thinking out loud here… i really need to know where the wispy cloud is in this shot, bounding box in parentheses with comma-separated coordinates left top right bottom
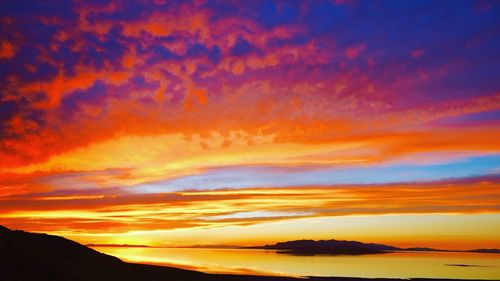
(1, 177, 498, 235)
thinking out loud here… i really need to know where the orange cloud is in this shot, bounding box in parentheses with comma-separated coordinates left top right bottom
(0, 41, 15, 59)
(120, 8, 209, 38)
(19, 65, 130, 108)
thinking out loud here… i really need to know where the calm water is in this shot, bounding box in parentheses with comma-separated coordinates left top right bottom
(92, 247, 500, 279)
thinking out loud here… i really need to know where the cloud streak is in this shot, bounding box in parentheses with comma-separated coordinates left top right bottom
(1, 177, 498, 234)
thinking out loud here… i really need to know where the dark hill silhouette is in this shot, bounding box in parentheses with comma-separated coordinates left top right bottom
(467, 249, 500, 254)
(255, 239, 401, 255)
(0, 225, 213, 281)
(0, 225, 491, 281)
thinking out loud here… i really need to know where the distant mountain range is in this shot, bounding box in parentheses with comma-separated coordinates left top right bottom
(0, 225, 496, 281)
(85, 243, 152, 248)
(253, 239, 500, 255)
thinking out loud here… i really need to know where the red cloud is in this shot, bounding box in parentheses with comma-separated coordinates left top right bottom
(345, 43, 365, 59)
(410, 49, 425, 58)
(0, 41, 15, 59)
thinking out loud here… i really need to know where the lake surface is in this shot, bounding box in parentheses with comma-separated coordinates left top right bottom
(92, 247, 500, 279)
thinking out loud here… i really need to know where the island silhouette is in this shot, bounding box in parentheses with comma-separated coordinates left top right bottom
(251, 239, 500, 256)
(0, 225, 495, 281)
(252, 239, 399, 255)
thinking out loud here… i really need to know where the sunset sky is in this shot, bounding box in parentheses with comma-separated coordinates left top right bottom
(0, 0, 499, 250)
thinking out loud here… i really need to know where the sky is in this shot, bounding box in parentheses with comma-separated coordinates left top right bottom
(0, 0, 499, 250)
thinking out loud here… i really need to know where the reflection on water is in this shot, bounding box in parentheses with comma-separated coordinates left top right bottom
(91, 247, 500, 279)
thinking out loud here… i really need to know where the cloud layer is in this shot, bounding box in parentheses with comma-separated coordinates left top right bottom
(0, 0, 499, 247)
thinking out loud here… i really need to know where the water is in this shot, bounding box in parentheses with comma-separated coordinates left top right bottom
(92, 247, 500, 279)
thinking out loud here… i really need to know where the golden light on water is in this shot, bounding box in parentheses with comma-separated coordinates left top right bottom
(93, 247, 500, 279)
